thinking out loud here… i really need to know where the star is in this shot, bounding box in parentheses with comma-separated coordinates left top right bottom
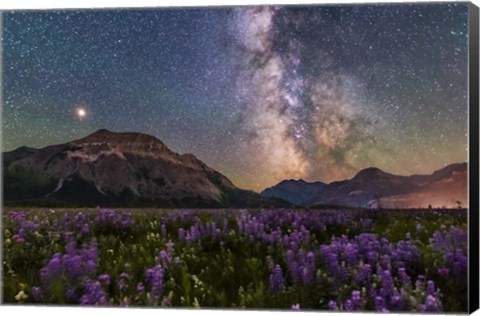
(76, 107, 87, 120)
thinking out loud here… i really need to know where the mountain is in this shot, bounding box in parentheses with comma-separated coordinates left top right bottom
(3, 129, 288, 208)
(376, 163, 467, 209)
(261, 163, 468, 208)
(261, 179, 327, 206)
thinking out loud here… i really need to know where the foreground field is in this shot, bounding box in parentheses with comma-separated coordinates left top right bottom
(2, 208, 467, 311)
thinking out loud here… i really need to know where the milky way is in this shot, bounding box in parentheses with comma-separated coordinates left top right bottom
(232, 7, 382, 184)
(2, 3, 469, 191)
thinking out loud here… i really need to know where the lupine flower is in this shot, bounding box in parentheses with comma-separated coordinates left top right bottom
(398, 267, 411, 287)
(63, 254, 83, 280)
(178, 228, 186, 241)
(269, 265, 285, 292)
(31, 287, 43, 302)
(81, 224, 90, 235)
(137, 282, 145, 294)
(375, 296, 388, 312)
(291, 303, 301, 310)
(327, 300, 337, 310)
(66, 288, 77, 303)
(79, 281, 108, 305)
(117, 272, 130, 292)
(10, 210, 26, 222)
(302, 251, 315, 285)
(13, 234, 25, 243)
(390, 295, 403, 310)
(355, 263, 372, 284)
(145, 265, 165, 304)
(426, 280, 436, 296)
(344, 243, 359, 263)
(380, 255, 392, 270)
(159, 250, 170, 268)
(351, 290, 363, 309)
(344, 299, 354, 310)
(420, 295, 442, 312)
(445, 249, 467, 279)
(166, 241, 175, 256)
(98, 274, 111, 286)
(381, 270, 395, 298)
(437, 267, 450, 277)
(415, 275, 425, 291)
(95, 209, 133, 232)
(40, 253, 63, 284)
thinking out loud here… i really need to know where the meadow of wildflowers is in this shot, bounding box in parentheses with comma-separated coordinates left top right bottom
(2, 208, 468, 312)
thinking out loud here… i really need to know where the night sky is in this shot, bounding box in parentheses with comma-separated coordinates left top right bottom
(2, 3, 469, 191)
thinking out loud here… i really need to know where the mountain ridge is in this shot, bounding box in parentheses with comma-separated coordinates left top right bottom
(3, 129, 289, 208)
(3, 129, 467, 209)
(261, 162, 467, 208)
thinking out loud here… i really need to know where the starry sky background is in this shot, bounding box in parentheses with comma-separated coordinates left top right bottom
(2, 3, 469, 191)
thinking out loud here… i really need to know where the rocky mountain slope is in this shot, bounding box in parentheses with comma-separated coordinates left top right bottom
(261, 179, 327, 206)
(261, 163, 468, 208)
(3, 129, 287, 208)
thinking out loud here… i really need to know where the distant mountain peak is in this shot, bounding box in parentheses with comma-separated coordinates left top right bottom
(79, 129, 163, 143)
(260, 178, 327, 206)
(262, 163, 467, 208)
(93, 128, 111, 133)
(72, 129, 171, 158)
(352, 167, 393, 181)
(278, 178, 325, 185)
(279, 178, 305, 184)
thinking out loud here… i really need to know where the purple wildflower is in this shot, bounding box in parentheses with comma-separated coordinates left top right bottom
(398, 267, 411, 288)
(31, 287, 43, 302)
(344, 299, 354, 310)
(291, 303, 301, 310)
(390, 295, 403, 310)
(269, 265, 285, 292)
(117, 272, 130, 292)
(350, 290, 363, 309)
(178, 228, 186, 241)
(381, 270, 395, 298)
(145, 265, 165, 304)
(98, 274, 111, 286)
(437, 267, 450, 277)
(80, 281, 108, 305)
(327, 300, 337, 310)
(375, 296, 388, 312)
(66, 288, 77, 303)
(159, 250, 170, 268)
(355, 263, 372, 284)
(161, 224, 167, 238)
(426, 280, 436, 296)
(40, 253, 63, 284)
(415, 275, 425, 292)
(13, 234, 25, 243)
(302, 251, 315, 285)
(166, 240, 175, 256)
(420, 295, 443, 312)
(137, 282, 145, 294)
